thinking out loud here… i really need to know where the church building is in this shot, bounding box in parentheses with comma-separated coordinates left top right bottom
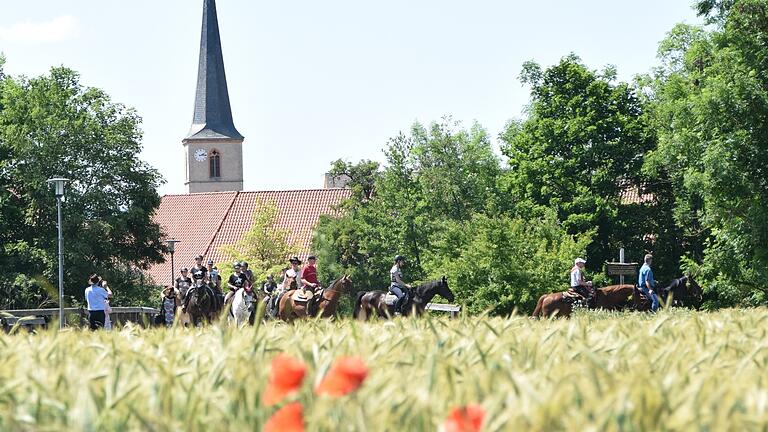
(146, 0, 349, 286)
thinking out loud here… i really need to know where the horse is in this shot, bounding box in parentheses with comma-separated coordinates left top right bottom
(660, 275, 703, 308)
(174, 289, 193, 327)
(353, 276, 454, 320)
(186, 279, 215, 326)
(532, 284, 644, 318)
(532, 275, 703, 318)
(228, 286, 255, 327)
(278, 275, 353, 321)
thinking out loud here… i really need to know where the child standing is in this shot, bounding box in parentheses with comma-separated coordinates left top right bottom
(161, 286, 177, 327)
(100, 280, 113, 330)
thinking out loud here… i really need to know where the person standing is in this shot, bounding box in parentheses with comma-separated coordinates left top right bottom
(638, 254, 661, 312)
(161, 285, 178, 327)
(84, 274, 111, 330)
(101, 280, 113, 330)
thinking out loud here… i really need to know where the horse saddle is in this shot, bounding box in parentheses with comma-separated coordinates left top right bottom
(290, 290, 312, 303)
(563, 288, 582, 299)
(633, 286, 649, 301)
(384, 293, 398, 306)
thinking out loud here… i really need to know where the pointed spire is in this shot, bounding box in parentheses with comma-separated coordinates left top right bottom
(186, 0, 243, 140)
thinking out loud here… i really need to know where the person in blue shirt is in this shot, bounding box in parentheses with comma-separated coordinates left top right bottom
(638, 254, 661, 312)
(84, 274, 112, 330)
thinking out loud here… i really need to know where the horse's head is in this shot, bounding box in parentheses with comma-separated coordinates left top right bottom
(244, 287, 255, 312)
(416, 276, 454, 303)
(687, 274, 704, 306)
(438, 275, 454, 302)
(339, 274, 354, 292)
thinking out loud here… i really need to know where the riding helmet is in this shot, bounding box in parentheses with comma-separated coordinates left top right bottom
(395, 255, 405, 262)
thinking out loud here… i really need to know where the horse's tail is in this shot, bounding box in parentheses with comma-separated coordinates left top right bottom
(353, 291, 366, 318)
(532, 294, 546, 318)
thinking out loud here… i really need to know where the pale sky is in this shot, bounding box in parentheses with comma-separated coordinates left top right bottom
(1, 1, 700, 196)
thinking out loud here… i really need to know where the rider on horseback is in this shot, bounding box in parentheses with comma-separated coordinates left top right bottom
(570, 258, 595, 308)
(224, 262, 247, 305)
(175, 267, 192, 299)
(183, 255, 208, 313)
(390, 255, 411, 315)
(301, 255, 320, 315)
(286, 257, 302, 290)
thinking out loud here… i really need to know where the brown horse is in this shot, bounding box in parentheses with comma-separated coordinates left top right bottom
(278, 275, 352, 321)
(532, 285, 642, 318)
(353, 276, 454, 320)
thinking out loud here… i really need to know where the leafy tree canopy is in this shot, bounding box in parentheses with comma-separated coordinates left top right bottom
(0, 66, 165, 307)
(644, 0, 768, 306)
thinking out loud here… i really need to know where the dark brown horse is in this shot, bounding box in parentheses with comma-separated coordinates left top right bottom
(660, 275, 703, 308)
(278, 275, 352, 321)
(353, 276, 454, 320)
(187, 280, 216, 326)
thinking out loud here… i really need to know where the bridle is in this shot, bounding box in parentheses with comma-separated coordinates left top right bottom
(318, 278, 348, 304)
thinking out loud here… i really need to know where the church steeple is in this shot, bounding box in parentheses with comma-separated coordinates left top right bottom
(183, 0, 244, 194)
(186, 0, 243, 141)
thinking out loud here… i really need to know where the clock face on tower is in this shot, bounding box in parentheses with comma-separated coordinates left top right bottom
(194, 148, 207, 162)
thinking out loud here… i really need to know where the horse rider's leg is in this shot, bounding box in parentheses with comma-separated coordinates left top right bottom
(651, 291, 660, 312)
(182, 289, 192, 313)
(390, 286, 404, 314)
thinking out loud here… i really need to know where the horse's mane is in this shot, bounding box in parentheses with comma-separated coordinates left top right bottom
(663, 276, 688, 293)
(415, 279, 443, 296)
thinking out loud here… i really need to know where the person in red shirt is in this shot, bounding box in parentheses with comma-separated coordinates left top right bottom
(301, 255, 320, 295)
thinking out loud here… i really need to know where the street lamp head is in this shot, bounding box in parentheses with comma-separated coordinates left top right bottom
(46, 178, 70, 197)
(165, 238, 180, 253)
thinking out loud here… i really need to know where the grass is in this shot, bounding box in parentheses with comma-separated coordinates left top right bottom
(1, 308, 768, 431)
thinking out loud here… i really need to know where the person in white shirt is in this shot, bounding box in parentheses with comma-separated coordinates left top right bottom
(570, 258, 594, 307)
(84, 274, 112, 330)
(101, 280, 113, 330)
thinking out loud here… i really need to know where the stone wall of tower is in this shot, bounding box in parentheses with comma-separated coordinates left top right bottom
(184, 138, 244, 193)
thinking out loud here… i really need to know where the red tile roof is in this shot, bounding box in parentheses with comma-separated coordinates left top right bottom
(620, 186, 654, 205)
(147, 189, 350, 286)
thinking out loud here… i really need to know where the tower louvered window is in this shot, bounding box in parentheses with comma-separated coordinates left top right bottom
(210, 150, 221, 178)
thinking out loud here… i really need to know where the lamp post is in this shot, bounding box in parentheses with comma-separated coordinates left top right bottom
(47, 177, 69, 329)
(165, 239, 180, 287)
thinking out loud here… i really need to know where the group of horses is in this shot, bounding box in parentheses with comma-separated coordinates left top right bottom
(167, 275, 456, 326)
(165, 273, 702, 326)
(532, 275, 703, 318)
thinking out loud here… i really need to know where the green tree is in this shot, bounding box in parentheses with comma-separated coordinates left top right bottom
(220, 200, 295, 284)
(500, 56, 677, 277)
(314, 119, 501, 293)
(0, 66, 165, 307)
(645, 0, 768, 306)
(426, 211, 591, 315)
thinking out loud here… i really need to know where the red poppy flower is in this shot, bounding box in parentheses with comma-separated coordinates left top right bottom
(443, 404, 485, 432)
(315, 356, 369, 397)
(262, 354, 307, 406)
(263, 402, 304, 432)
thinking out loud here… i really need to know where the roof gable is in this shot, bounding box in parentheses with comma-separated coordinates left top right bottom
(147, 189, 350, 285)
